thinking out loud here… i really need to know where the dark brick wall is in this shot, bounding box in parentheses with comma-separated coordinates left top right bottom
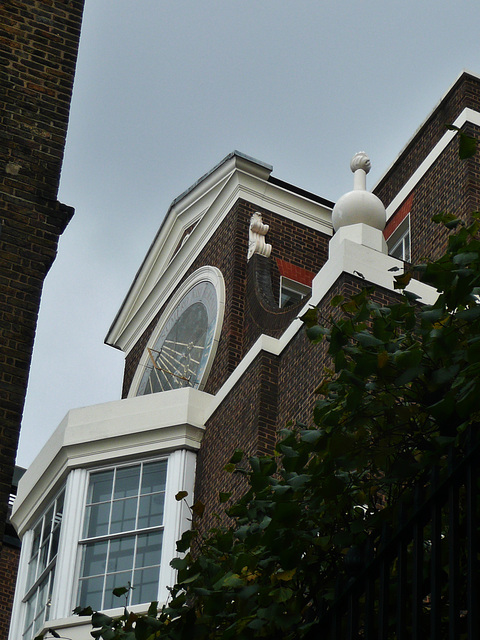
(194, 274, 404, 537)
(194, 349, 280, 534)
(0, 0, 84, 616)
(0, 543, 20, 639)
(374, 72, 480, 208)
(122, 198, 330, 397)
(376, 77, 480, 267)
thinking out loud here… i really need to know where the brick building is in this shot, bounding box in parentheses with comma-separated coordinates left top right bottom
(8, 71, 480, 639)
(0, 1, 85, 637)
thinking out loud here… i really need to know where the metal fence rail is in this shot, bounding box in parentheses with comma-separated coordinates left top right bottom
(311, 434, 480, 639)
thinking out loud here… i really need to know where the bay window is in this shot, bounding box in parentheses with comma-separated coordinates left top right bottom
(21, 490, 64, 640)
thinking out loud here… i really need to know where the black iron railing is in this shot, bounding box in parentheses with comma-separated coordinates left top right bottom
(311, 433, 480, 639)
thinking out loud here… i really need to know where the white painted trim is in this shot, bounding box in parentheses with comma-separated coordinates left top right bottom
(18, 451, 197, 638)
(384, 108, 480, 220)
(127, 266, 225, 398)
(210, 237, 438, 413)
(107, 160, 333, 354)
(8, 529, 33, 640)
(158, 449, 196, 604)
(51, 468, 88, 619)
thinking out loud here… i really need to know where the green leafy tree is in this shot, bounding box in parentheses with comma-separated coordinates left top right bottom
(66, 131, 480, 640)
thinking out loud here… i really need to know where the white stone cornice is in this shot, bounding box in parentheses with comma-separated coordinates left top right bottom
(11, 388, 212, 536)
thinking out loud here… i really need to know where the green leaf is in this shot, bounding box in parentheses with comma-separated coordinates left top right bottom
(219, 491, 232, 503)
(175, 490, 188, 501)
(459, 132, 477, 159)
(300, 429, 323, 444)
(452, 251, 479, 265)
(92, 612, 114, 627)
(353, 331, 384, 348)
(112, 585, 130, 597)
(176, 529, 195, 553)
(147, 601, 158, 617)
(229, 450, 244, 464)
(171, 556, 189, 571)
(300, 307, 318, 328)
(306, 325, 328, 342)
(73, 605, 93, 616)
(456, 306, 480, 320)
(331, 294, 345, 307)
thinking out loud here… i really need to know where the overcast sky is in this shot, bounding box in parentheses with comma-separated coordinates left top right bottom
(16, 0, 480, 468)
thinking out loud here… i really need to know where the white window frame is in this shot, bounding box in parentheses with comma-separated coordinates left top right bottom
(128, 266, 225, 398)
(279, 276, 311, 309)
(387, 214, 411, 262)
(75, 458, 168, 611)
(9, 488, 65, 640)
(9, 449, 196, 639)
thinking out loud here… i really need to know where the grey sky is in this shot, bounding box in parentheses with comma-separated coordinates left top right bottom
(16, 0, 480, 467)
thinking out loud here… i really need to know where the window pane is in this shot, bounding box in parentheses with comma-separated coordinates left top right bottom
(78, 575, 104, 610)
(141, 461, 167, 494)
(36, 576, 48, 616)
(404, 231, 411, 261)
(55, 490, 65, 518)
(23, 594, 35, 632)
(135, 531, 163, 568)
(50, 522, 61, 562)
(43, 506, 54, 537)
(26, 554, 38, 591)
(138, 494, 164, 529)
(38, 541, 49, 575)
(110, 497, 137, 534)
(114, 466, 140, 499)
(88, 471, 114, 504)
(132, 566, 159, 605)
(80, 461, 167, 612)
(82, 541, 108, 577)
(31, 523, 41, 557)
(84, 502, 110, 538)
(108, 536, 135, 573)
(104, 571, 132, 609)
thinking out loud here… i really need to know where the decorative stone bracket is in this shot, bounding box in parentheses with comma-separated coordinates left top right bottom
(247, 212, 272, 261)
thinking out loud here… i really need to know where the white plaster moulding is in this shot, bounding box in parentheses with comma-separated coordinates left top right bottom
(107, 163, 333, 354)
(383, 107, 480, 221)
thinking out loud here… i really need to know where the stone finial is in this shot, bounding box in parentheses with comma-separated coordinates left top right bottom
(247, 212, 272, 261)
(331, 152, 386, 232)
(350, 151, 371, 174)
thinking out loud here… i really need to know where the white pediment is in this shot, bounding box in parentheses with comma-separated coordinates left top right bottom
(106, 151, 333, 354)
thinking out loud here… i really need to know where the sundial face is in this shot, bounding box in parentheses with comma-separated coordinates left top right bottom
(137, 280, 218, 395)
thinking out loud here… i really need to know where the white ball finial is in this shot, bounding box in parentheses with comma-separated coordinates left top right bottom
(331, 152, 386, 232)
(350, 151, 371, 174)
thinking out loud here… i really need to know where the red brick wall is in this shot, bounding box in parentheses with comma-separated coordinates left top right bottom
(0, 0, 84, 614)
